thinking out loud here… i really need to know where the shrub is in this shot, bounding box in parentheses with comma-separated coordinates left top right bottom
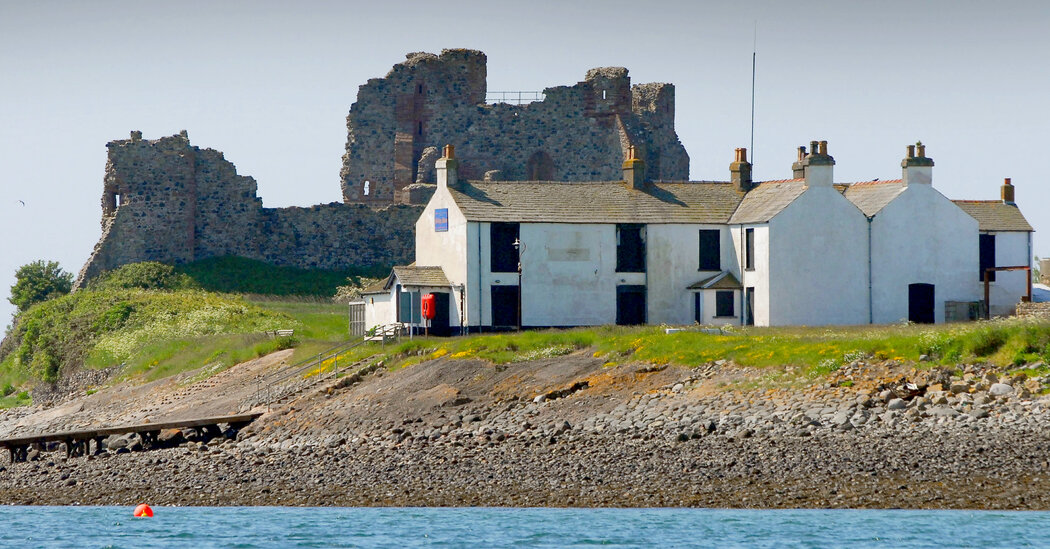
(8, 260, 73, 313)
(90, 262, 195, 292)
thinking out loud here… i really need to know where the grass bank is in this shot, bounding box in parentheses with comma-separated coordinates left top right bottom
(0, 265, 357, 396)
(330, 319, 1050, 381)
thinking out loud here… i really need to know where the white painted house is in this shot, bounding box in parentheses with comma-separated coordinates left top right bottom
(361, 142, 1034, 332)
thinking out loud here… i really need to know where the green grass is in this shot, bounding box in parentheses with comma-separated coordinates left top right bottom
(175, 256, 387, 297)
(115, 334, 299, 383)
(0, 390, 31, 409)
(335, 318, 1050, 379)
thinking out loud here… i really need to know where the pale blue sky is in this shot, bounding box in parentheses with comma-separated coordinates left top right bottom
(2, 0, 1047, 325)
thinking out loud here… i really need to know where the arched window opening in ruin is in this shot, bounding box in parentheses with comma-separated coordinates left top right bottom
(602, 89, 607, 100)
(417, 84, 424, 94)
(417, 121, 423, 136)
(527, 151, 555, 181)
(363, 181, 370, 196)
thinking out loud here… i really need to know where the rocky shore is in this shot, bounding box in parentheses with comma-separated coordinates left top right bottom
(3, 352, 1050, 508)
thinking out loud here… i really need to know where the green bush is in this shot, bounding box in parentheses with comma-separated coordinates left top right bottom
(1, 383, 14, 397)
(8, 260, 73, 313)
(90, 262, 195, 292)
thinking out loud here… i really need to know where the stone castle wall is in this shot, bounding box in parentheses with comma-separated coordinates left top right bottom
(76, 132, 419, 287)
(339, 49, 689, 205)
(76, 49, 688, 285)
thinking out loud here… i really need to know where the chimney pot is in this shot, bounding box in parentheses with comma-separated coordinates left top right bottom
(818, 141, 828, 155)
(809, 141, 819, 155)
(916, 142, 926, 158)
(797, 146, 806, 162)
(623, 145, 647, 189)
(1002, 177, 1015, 204)
(730, 147, 753, 192)
(443, 144, 455, 159)
(906, 145, 915, 158)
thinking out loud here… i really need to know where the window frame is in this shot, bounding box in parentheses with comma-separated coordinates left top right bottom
(715, 290, 735, 318)
(698, 229, 720, 271)
(490, 222, 520, 273)
(615, 224, 646, 273)
(744, 228, 755, 271)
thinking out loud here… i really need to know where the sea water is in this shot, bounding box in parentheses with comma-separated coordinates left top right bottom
(0, 507, 1048, 548)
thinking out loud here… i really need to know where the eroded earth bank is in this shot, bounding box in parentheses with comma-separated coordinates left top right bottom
(2, 350, 1050, 508)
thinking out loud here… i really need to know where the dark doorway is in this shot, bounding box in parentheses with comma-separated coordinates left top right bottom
(979, 233, 996, 281)
(428, 292, 452, 337)
(908, 283, 935, 324)
(616, 285, 647, 325)
(526, 151, 554, 181)
(744, 287, 754, 326)
(491, 285, 519, 328)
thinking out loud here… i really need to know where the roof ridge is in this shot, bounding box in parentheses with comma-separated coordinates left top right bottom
(845, 179, 903, 187)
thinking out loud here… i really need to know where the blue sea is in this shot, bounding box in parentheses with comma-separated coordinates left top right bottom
(1, 507, 1048, 548)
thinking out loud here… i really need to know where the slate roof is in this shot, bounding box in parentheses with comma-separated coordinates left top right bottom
(727, 180, 807, 224)
(952, 201, 1034, 232)
(391, 265, 451, 287)
(362, 266, 451, 294)
(687, 271, 742, 290)
(842, 180, 906, 216)
(359, 279, 390, 295)
(446, 180, 743, 224)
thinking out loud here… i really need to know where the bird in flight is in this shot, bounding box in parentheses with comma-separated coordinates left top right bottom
(18, 200, 25, 206)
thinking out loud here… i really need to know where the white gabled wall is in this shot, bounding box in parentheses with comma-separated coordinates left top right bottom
(735, 224, 770, 326)
(987, 231, 1031, 316)
(767, 186, 869, 326)
(415, 186, 469, 327)
(870, 185, 978, 323)
(647, 225, 739, 325)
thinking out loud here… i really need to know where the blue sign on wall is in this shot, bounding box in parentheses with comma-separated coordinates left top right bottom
(435, 208, 448, 232)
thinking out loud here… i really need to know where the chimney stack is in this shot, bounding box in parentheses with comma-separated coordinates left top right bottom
(802, 139, 835, 187)
(623, 145, 647, 190)
(1001, 177, 1015, 205)
(791, 146, 807, 179)
(436, 144, 458, 190)
(730, 147, 753, 192)
(901, 141, 934, 186)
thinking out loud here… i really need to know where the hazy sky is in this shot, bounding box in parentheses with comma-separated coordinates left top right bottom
(1, 0, 1047, 325)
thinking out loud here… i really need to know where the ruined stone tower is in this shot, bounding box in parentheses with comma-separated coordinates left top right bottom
(76, 132, 419, 287)
(340, 49, 689, 205)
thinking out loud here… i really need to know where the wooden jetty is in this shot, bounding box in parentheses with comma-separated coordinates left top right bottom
(0, 412, 262, 463)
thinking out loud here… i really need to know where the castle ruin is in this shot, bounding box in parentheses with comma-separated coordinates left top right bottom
(340, 49, 688, 204)
(76, 49, 689, 285)
(75, 131, 420, 286)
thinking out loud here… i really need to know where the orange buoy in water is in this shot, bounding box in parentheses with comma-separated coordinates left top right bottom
(133, 504, 153, 518)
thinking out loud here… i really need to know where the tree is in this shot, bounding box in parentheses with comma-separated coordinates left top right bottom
(8, 260, 73, 314)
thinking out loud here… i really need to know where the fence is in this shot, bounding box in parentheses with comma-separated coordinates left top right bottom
(485, 91, 545, 105)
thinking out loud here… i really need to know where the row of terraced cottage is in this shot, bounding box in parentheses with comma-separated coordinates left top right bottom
(355, 141, 1033, 335)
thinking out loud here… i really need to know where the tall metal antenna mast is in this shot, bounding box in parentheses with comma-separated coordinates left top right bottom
(750, 21, 757, 168)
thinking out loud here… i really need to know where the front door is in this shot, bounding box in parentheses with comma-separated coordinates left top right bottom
(491, 285, 519, 328)
(908, 283, 935, 324)
(429, 292, 452, 337)
(616, 285, 647, 325)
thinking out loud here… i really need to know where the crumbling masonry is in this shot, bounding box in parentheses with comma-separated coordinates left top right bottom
(340, 49, 688, 204)
(77, 49, 689, 285)
(76, 131, 420, 286)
